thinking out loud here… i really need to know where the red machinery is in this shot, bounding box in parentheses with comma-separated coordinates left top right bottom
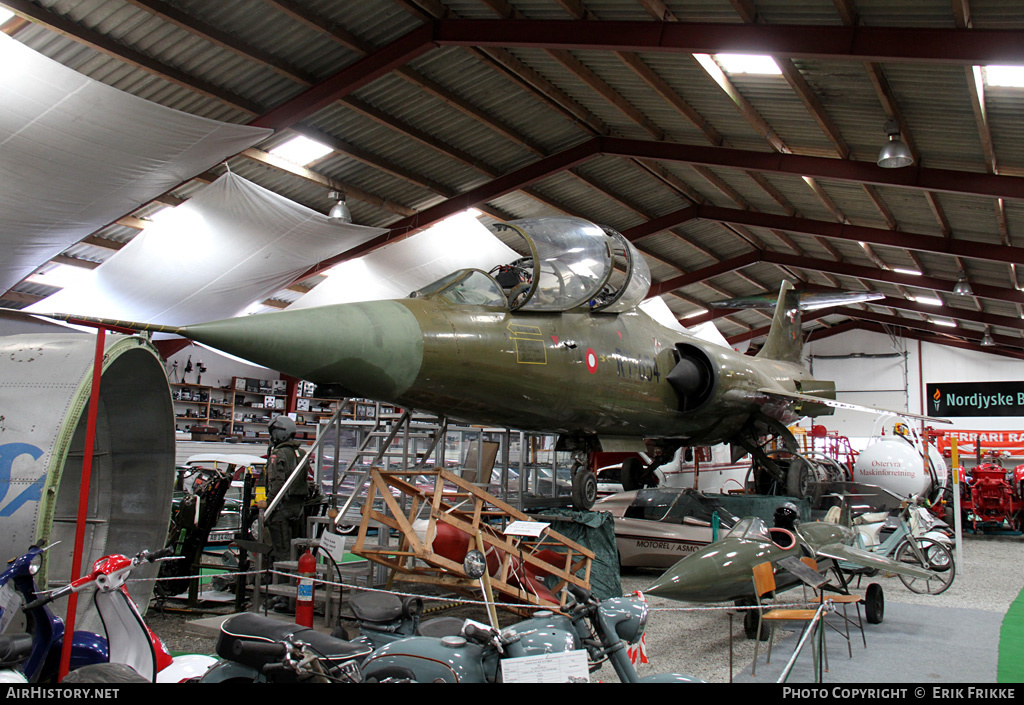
(959, 455, 1024, 533)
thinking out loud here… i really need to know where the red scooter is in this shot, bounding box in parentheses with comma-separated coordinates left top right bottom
(26, 548, 216, 682)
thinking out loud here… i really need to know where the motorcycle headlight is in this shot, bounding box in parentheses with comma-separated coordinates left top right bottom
(28, 553, 42, 576)
(598, 597, 649, 644)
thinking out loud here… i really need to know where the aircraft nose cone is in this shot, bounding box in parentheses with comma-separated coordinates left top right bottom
(181, 300, 424, 400)
(645, 544, 749, 603)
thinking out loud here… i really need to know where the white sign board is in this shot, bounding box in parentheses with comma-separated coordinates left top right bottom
(500, 650, 590, 683)
(504, 521, 549, 538)
(318, 531, 348, 565)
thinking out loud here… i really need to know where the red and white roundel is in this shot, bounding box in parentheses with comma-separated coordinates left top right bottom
(585, 347, 598, 374)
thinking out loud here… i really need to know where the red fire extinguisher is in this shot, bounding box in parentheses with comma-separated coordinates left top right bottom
(295, 549, 316, 627)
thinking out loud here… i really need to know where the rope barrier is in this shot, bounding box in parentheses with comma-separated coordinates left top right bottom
(136, 568, 829, 615)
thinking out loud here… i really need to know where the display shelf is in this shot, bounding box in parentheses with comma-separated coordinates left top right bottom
(227, 376, 289, 442)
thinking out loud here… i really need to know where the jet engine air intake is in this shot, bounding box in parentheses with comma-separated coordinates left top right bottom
(667, 343, 717, 412)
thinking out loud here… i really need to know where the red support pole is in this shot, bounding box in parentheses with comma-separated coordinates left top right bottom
(58, 327, 105, 681)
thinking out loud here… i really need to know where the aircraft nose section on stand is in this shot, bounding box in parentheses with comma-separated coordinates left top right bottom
(180, 300, 425, 402)
(645, 545, 747, 603)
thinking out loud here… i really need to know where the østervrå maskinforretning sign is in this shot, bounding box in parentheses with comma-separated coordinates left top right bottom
(926, 381, 1024, 417)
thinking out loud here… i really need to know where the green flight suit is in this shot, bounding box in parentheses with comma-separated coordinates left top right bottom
(264, 439, 307, 567)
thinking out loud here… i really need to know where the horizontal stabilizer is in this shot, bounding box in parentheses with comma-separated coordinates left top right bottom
(759, 388, 951, 425)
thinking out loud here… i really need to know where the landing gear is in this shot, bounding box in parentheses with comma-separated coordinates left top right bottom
(570, 450, 597, 511)
(864, 582, 884, 624)
(571, 468, 597, 510)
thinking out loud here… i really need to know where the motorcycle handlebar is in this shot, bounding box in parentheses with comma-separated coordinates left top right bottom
(138, 547, 176, 563)
(462, 622, 498, 645)
(23, 584, 72, 611)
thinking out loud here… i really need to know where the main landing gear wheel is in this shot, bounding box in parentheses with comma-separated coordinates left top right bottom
(864, 582, 884, 624)
(571, 469, 597, 510)
(743, 609, 771, 641)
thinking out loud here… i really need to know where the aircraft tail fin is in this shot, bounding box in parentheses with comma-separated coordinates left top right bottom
(754, 281, 802, 363)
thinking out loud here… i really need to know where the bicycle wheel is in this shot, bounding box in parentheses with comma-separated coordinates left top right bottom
(893, 539, 955, 595)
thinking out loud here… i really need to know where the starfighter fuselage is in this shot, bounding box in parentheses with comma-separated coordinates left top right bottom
(171, 295, 821, 448)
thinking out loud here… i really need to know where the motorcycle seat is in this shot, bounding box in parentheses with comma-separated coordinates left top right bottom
(349, 591, 421, 624)
(218, 612, 372, 670)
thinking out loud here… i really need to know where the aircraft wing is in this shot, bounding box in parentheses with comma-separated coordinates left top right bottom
(758, 387, 951, 425)
(815, 542, 937, 581)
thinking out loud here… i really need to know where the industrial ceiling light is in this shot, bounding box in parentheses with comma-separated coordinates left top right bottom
(877, 119, 914, 169)
(328, 191, 352, 223)
(953, 274, 973, 296)
(981, 326, 996, 346)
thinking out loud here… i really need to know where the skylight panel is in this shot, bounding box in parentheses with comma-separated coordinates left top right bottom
(984, 65, 1024, 88)
(713, 53, 782, 75)
(26, 264, 93, 290)
(269, 136, 333, 166)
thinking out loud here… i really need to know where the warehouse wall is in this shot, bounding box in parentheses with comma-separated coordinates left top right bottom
(803, 328, 1022, 448)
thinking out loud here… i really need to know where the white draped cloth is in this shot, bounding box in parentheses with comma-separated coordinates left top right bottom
(291, 210, 518, 308)
(0, 33, 272, 293)
(32, 173, 388, 325)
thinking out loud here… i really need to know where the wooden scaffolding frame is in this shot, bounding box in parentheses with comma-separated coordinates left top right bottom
(352, 467, 594, 609)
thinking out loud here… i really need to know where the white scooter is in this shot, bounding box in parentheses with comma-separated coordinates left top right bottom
(25, 548, 216, 682)
(850, 494, 955, 594)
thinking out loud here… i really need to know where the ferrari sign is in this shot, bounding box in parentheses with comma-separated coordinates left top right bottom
(927, 381, 1024, 417)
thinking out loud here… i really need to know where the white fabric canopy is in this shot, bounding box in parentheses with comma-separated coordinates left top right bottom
(31, 173, 388, 325)
(0, 33, 271, 293)
(290, 210, 518, 309)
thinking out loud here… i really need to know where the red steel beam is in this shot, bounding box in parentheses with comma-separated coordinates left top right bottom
(761, 251, 1024, 306)
(295, 139, 601, 279)
(433, 19, 1024, 65)
(622, 205, 699, 242)
(647, 250, 760, 297)
(250, 24, 436, 130)
(695, 204, 1024, 264)
(599, 137, 1024, 201)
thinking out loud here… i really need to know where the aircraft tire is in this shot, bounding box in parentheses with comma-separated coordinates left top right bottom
(572, 470, 597, 510)
(865, 583, 884, 624)
(743, 610, 770, 641)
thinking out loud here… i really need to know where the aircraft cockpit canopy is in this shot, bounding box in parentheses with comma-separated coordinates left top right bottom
(408, 216, 652, 312)
(489, 216, 651, 313)
(724, 516, 773, 543)
(408, 268, 508, 308)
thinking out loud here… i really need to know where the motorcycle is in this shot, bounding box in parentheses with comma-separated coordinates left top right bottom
(0, 543, 108, 682)
(359, 583, 700, 683)
(333, 590, 465, 648)
(203, 551, 702, 683)
(24, 547, 217, 682)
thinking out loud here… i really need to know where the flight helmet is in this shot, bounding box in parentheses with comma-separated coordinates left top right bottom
(268, 415, 297, 444)
(773, 502, 800, 530)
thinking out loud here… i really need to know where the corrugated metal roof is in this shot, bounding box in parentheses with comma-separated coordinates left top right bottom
(1, 0, 1021, 358)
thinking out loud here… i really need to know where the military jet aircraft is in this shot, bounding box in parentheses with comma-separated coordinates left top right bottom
(644, 510, 942, 635)
(16, 216, 946, 509)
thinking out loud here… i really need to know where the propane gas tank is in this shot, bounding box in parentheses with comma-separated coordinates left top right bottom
(853, 437, 947, 498)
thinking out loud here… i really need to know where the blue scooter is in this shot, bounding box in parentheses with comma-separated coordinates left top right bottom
(0, 544, 108, 682)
